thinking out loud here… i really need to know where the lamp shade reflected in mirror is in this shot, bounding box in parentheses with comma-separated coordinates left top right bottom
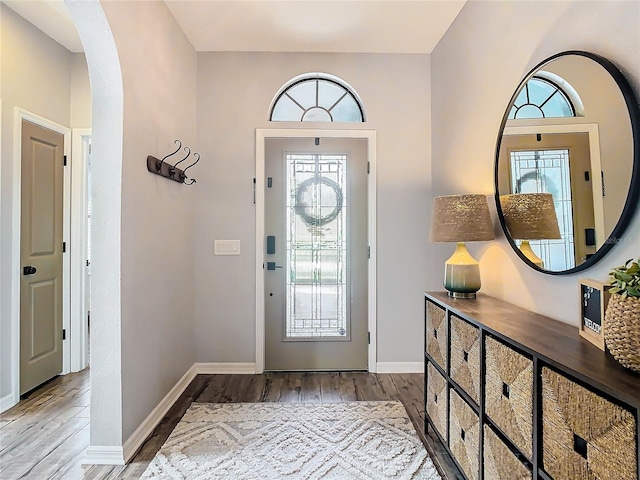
(500, 193, 560, 268)
(494, 51, 640, 274)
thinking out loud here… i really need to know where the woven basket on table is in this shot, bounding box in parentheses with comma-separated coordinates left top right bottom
(485, 336, 533, 459)
(426, 300, 448, 371)
(541, 367, 637, 480)
(604, 294, 640, 372)
(484, 424, 532, 480)
(450, 315, 481, 404)
(449, 389, 479, 480)
(426, 362, 448, 442)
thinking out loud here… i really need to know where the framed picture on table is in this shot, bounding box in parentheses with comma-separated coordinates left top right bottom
(579, 278, 611, 351)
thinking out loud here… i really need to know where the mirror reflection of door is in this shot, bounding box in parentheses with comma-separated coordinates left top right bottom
(499, 133, 597, 271)
(20, 120, 64, 394)
(264, 138, 368, 371)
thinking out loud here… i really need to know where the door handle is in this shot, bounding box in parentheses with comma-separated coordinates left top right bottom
(23, 266, 37, 275)
(267, 262, 283, 271)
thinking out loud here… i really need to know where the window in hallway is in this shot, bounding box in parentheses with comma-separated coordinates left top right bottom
(270, 73, 365, 122)
(508, 75, 577, 119)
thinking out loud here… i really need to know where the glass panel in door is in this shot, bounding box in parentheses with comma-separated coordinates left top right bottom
(285, 154, 348, 339)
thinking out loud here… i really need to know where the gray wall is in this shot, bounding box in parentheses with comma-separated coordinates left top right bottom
(431, 0, 640, 324)
(195, 52, 433, 365)
(101, 0, 198, 441)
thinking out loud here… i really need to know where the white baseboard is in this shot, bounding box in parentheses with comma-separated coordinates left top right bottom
(121, 364, 199, 462)
(84, 361, 270, 466)
(194, 362, 256, 374)
(0, 393, 18, 413)
(82, 446, 125, 465)
(117, 363, 254, 463)
(376, 362, 424, 374)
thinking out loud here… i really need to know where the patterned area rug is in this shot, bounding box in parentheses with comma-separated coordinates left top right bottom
(141, 401, 442, 479)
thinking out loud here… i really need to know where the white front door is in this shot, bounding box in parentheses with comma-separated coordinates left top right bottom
(265, 137, 368, 371)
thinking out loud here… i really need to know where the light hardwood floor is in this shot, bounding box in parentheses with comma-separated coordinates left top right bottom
(1, 369, 460, 479)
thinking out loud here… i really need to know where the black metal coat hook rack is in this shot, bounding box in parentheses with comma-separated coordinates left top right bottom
(146, 139, 199, 185)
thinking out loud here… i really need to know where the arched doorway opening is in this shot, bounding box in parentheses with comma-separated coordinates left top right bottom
(64, 0, 125, 462)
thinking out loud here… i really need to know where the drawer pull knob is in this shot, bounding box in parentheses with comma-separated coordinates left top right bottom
(433, 329, 438, 338)
(502, 382, 510, 398)
(463, 351, 468, 362)
(460, 428, 465, 440)
(434, 394, 438, 403)
(573, 433, 588, 459)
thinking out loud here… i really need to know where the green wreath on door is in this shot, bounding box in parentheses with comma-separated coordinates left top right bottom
(295, 176, 343, 227)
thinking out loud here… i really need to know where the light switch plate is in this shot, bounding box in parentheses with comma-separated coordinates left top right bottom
(214, 240, 241, 255)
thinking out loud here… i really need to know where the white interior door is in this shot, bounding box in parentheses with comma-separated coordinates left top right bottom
(20, 120, 64, 394)
(265, 137, 368, 371)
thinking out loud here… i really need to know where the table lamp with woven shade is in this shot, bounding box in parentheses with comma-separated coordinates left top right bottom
(430, 194, 495, 298)
(499, 193, 561, 268)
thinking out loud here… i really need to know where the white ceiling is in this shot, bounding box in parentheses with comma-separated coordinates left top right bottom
(3, 0, 466, 54)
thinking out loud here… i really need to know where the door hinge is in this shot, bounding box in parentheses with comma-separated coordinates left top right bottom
(253, 177, 256, 204)
(368, 332, 371, 345)
(64, 155, 68, 166)
(367, 246, 370, 259)
(62, 329, 66, 340)
(62, 242, 67, 253)
(367, 162, 370, 174)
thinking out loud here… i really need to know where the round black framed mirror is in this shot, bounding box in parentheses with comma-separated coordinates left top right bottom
(494, 51, 640, 274)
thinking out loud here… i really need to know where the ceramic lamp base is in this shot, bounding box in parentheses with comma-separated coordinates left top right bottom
(519, 240, 544, 268)
(444, 242, 481, 298)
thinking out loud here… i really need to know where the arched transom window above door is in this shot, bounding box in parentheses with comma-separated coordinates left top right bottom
(508, 72, 584, 120)
(269, 73, 366, 122)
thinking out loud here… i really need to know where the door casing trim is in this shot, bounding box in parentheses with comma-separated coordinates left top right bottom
(255, 128, 377, 373)
(11, 108, 71, 406)
(71, 128, 91, 373)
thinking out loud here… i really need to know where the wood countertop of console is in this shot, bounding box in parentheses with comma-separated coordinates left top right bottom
(425, 291, 640, 408)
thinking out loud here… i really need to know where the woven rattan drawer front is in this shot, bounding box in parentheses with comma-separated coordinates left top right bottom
(541, 367, 638, 480)
(485, 335, 533, 459)
(484, 425, 532, 480)
(426, 361, 448, 443)
(426, 300, 448, 371)
(450, 314, 480, 404)
(449, 388, 479, 480)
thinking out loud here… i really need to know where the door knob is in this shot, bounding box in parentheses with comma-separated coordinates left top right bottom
(267, 262, 283, 271)
(23, 266, 37, 275)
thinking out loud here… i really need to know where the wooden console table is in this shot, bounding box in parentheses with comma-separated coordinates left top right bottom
(424, 291, 640, 480)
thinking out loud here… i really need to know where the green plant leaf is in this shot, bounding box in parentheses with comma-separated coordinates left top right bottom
(617, 273, 633, 282)
(608, 257, 640, 297)
(627, 287, 640, 297)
